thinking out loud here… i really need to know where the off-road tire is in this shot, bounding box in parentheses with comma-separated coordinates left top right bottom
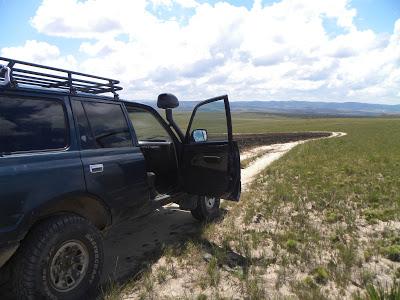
(191, 196, 220, 221)
(11, 214, 103, 300)
(0, 259, 12, 296)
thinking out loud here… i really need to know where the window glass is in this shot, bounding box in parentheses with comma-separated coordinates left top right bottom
(71, 100, 96, 149)
(189, 100, 227, 141)
(0, 96, 68, 153)
(127, 107, 171, 142)
(83, 102, 133, 149)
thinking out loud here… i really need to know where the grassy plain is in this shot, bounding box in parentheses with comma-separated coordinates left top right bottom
(106, 114, 400, 299)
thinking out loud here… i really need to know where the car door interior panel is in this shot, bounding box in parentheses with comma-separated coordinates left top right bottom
(182, 142, 230, 196)
(139, 141, 178, 194)
(180, 95, 241, 200)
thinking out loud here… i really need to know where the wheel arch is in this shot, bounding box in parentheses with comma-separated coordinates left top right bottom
(0, 193, 110, 282)
(33, 193, 112, 231)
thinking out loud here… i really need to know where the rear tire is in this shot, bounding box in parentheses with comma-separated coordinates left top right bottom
(11, 214, 103, 300)
(191, 196, 220, 221)
(0, 259, 12, 297)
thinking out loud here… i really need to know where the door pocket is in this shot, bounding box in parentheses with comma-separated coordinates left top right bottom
(203, 155, 222, 163)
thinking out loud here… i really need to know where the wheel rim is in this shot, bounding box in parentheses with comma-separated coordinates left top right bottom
(204, 197, 216, 210)
(49, 240, 89, 292)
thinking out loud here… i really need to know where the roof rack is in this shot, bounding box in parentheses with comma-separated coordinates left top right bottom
(0, 57, 122, 99)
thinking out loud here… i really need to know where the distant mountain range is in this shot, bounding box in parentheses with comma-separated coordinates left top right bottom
(227, 101, 400, 116)
(139, 100, 400, 116)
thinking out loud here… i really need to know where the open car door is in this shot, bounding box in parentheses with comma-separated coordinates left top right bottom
(181, 95, 241, 201)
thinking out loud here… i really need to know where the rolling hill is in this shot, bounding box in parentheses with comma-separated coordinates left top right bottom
(136, 100, 400, 116)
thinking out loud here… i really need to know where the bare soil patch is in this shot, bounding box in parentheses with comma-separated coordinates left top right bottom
(235, 131, 331, 151)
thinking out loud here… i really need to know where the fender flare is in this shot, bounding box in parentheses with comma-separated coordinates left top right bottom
(20, 192, 113, 237)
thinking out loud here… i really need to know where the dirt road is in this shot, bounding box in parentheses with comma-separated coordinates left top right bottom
(241, 132, 346, 187)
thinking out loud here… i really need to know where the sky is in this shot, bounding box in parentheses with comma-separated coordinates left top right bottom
(0, 0, 399, 104)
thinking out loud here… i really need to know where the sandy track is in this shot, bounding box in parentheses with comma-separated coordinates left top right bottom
(241, 131, 347, 188)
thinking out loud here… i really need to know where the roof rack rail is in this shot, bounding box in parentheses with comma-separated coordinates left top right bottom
(0, 57, 122, 99)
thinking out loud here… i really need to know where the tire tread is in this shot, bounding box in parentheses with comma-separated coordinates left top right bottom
(11, 214, 102, 299)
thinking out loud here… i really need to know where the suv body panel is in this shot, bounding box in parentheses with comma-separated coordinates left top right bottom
(71, 97, 150, 222)
(0, 79, 241, 271)
(0, 90, 85, 244)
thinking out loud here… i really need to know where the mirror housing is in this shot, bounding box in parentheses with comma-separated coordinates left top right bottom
(191, 129, 208, 143)
(157, 93, 179, 109)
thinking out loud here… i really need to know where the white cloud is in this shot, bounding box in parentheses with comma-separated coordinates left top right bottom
(150, 0, 199, 8)
(2, 40, 59, 60)
(1, 40, 77, 69)
(1, 0, 399, 103)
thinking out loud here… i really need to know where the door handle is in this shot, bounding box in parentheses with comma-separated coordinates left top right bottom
(203, 155, 222, 163)
(89, 164, 104, 174)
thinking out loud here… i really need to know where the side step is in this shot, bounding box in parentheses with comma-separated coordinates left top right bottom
(149, 192, 192, 209)
(149, 193, 173, 208)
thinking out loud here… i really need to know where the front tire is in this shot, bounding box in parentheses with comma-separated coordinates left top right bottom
(191, 196, 220, 221)
(12, 215, 103, 300)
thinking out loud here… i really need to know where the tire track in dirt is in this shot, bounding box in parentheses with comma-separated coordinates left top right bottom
(241, 132, 347, 189)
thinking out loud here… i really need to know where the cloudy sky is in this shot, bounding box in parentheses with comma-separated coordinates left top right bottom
(1, 0, 399, 104)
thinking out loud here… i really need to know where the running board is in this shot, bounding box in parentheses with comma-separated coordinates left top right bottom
(149, 193, 173, 208)
(149, 192, 191, 210)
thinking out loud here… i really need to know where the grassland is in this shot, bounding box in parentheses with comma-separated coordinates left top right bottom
(104, 114, 400, 299)
(174, 111, 400, 134)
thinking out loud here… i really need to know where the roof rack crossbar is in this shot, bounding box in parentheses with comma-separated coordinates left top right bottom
(13, 68, 119, 86)
(47, 81, 70, 88)
(13, 68, 69, 81)
(15, 79, 68, 89)
(13, 72, 117, 89)
(13, 68, 121, 92)
(0, 57, 122, 98)
(13, 73, 65, 85)
(12, 74, 116, 93)
(13, 78, 60, 87)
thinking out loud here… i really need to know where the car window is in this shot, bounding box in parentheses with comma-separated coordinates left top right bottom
(0, 95, 68, 154)
(71, 100, 96, 150)
(83, 101, 133, 149)
(126, 107, 171, 142)
(189, 100, 228, 142)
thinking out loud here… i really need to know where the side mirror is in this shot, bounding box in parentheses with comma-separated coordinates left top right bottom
(157, 93, 179, 109)
(191, 129, 208, 143)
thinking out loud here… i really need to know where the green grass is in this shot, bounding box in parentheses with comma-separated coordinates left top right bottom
(261, 117, 400, 222)
(173, 111, 400, 134)
(104, 114, 400, 299)
(228, 116, 400, 297)
(354, 281, 400, 300)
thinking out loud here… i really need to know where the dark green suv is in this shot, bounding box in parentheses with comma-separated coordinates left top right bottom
(0, 57, 241, 299)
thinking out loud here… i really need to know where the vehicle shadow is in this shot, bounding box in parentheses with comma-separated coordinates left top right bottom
(101, 204, 201, 286)
(0, 205, 227, 299)
(100, 205, 232, 296)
